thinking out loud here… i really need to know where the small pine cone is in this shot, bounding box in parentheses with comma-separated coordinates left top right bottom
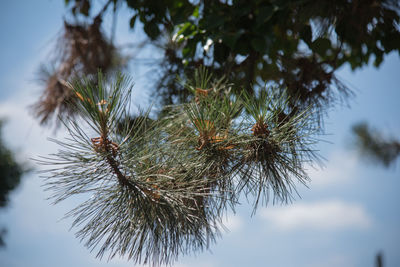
(251, 121, 269, 137)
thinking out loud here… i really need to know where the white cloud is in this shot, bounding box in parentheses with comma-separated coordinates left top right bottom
(307, 151, 359, 187)
(259, 200, 372, 231)
(0, 86, 68, 164)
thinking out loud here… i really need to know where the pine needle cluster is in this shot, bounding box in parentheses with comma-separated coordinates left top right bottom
(38, 68, 320, 266)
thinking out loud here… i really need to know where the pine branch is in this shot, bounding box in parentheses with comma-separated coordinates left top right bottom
(37, 68, 321, 266)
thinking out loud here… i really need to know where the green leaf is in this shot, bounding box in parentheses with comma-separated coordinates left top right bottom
(214, 43, 229, 63)
(192, 6, 199, 18)
(251, 37, 266, 53)
(221, 32, 241, 49)
(177, 22, 195, 36)
(183, 39, 197, 58)
(170, 3, 195, 25)
(256, 5, 276, 26)
(373, 52, 384, 67)
(311, 37, 331, 56)
(129, 15, 137, 28)
(144, 22, 161, 40)
(203, 14, 225, 29)
(80, 0, 90, 16)
(234, 35, 251, 55)
(300, 24, 312, 45)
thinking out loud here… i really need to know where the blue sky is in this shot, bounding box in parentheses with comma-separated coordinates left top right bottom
(0, 1, 399, 267)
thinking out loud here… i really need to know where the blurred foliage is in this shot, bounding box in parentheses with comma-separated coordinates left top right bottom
(0, 121, 25, 247)
(34, 0, 400, 127)
(64, 0, 399, 113)
(353, 122, 400, 167)
(0, 122, 24, 208)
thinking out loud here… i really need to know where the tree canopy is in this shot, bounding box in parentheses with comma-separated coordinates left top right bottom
(0, 121, 25, 247)
(34, 0, 400, 124)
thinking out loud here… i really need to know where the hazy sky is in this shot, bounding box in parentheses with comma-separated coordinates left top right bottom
(0, 1, 399, 267)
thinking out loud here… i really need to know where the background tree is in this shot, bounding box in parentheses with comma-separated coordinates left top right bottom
(0, 121, 25, 247)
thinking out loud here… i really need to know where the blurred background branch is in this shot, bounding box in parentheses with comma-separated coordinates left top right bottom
(352, 122, 400, 167)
